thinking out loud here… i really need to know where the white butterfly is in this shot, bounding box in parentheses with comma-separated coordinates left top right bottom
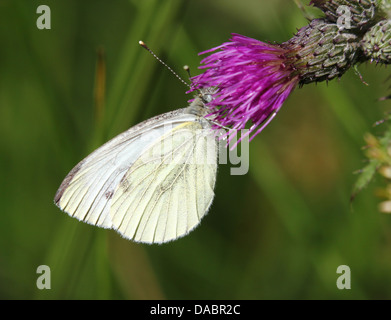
(54, 89, 221, 244)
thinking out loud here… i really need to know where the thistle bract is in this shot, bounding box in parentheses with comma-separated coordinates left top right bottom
(286, 19, 360, 84)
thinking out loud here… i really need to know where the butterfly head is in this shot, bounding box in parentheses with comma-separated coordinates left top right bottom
(198, 87, 217, 104)
(187, 87, 217, 117)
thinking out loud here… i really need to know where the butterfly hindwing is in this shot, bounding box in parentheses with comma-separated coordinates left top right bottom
(54, 93, 220, 243)
(110, 119, 218, 243)
(54, 109, 195, 228)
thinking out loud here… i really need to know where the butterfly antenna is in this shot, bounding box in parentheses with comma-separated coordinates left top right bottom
(183, 65, 192, 78)
(183, 64, 205, 97)
(183, 64, 201, 94)
(139, 40, 191, 89)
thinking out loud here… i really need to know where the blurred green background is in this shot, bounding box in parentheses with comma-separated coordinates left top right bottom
(1, 0, 391, 299)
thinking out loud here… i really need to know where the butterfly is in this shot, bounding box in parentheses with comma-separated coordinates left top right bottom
(54, 88, 222, 244)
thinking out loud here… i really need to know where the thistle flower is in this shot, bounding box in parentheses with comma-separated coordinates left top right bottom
(191, 19, 359, 143)
(191, 34, 299, 144)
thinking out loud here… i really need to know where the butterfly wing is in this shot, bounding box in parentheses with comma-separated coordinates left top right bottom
(54, 109, 197, 228)
(110, 119, 218, 244)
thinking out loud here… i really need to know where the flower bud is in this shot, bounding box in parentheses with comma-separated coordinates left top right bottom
(310, 0, 380, 32)
(360, 19, 391, 63)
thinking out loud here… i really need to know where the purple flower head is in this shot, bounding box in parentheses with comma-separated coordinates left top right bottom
(191, 34, 300, 145)
(191, 21, 360, 146)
